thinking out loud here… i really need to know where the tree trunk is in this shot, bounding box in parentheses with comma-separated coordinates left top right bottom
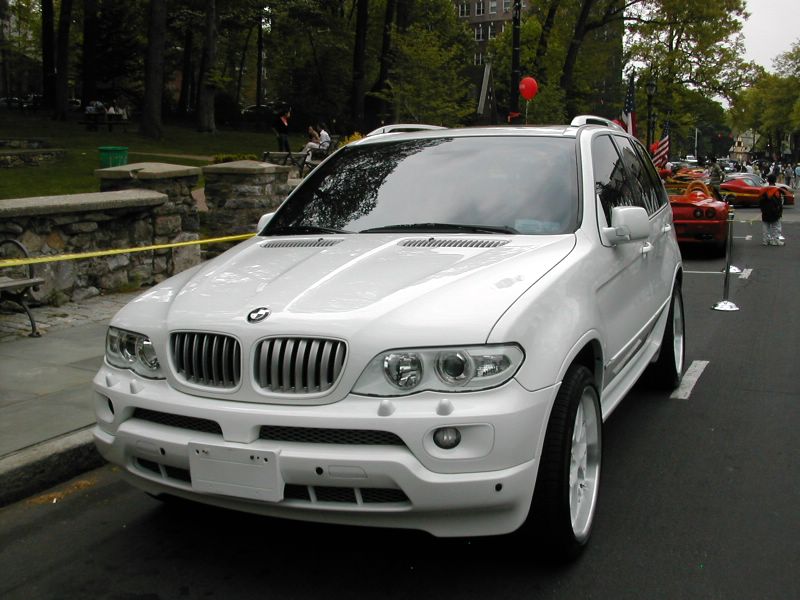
(350, 0, 368, 130)
(178, 27, 194, 115)
(256, 8, 264, 106)
(533, 0, 560, 84)
(0, 0, 10, 97)
(236, 26, 253, 107)
(371, 0, 395, 123)
(81, 0, 98, 107)
(196, 0, 217, 133)
(559, 0, 596, 118)
(53, 0, 73, 121)
(41, 0, 56, 109)
(141, 0, 166, 139)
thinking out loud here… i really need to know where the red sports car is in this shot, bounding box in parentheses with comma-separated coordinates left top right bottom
(720, 174, 795, 207)
(670, 181, 730, 254)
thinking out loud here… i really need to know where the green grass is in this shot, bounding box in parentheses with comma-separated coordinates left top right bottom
(0, 111, 308, 200)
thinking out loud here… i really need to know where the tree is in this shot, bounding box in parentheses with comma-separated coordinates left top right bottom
(196, 0, 217, 132)
(350, 0, 369, 129)
(141, 0, 167, 138)
(626, 0, 757, 103)
(377, 1, 473, 126)
(81, 0, 98, 106)
(41, 0, 55, 108)
(53, 0, 73, 120)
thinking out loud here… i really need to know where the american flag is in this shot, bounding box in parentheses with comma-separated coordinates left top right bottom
(653, 121, 670, 168)
(614, 73, 637, 136)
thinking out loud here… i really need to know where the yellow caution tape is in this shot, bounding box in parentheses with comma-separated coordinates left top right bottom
(0, 233, 256, 268)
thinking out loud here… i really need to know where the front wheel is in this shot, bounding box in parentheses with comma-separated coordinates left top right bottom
(646, 284, 685, 389)
(523, 364, 602, 561)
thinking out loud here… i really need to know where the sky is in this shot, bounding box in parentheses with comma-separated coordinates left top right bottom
(741, 0, 799, 71)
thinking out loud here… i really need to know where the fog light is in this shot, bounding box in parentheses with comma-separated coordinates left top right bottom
(433, 427, 461, 449)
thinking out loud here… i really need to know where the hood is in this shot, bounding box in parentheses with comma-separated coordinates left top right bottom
(117, 234, 575, 345)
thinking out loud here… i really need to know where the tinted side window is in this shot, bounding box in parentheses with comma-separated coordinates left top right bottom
(614, 136, 658, 215)
(631, 140, 669, 208)
(591, 135, 640, 224)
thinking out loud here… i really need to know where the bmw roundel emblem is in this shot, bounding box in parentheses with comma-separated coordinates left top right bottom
(247, 307, 271, 323)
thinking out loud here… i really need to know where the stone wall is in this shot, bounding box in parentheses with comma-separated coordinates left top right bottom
(95, 162, 202, 276)
(201, 160, 293, 257)
(0, 148, 67, 168)
(0, 160, 296, 305)
(0, 189, 197, 304)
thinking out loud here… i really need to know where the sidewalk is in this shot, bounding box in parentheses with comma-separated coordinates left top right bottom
(0, 291, 138, 506)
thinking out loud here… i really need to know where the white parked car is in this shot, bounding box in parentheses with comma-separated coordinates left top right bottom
(93, 117, 684, 560)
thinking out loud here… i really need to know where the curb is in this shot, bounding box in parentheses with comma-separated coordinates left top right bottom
(0, 427, 105, 508)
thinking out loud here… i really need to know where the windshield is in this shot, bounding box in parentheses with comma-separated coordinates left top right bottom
(263, 136, 580, 236)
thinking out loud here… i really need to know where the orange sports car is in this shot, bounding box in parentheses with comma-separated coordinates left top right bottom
(669, 181, 730, 255)
(720, 174, 795, 207)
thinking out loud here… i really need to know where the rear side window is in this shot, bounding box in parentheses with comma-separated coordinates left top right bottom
(614, 136, 659, 215)
(591, 135, 642, 224)
(631, 139, 669, 209)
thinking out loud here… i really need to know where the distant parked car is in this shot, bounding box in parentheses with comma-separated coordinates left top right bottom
(242, 103, 276, 124)
(0, 97, 23, 109)
(721, 174, 795, 207)
(669, 181, 730, 255)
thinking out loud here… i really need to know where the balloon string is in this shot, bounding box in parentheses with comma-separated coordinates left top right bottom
(525, 100, 529, 124)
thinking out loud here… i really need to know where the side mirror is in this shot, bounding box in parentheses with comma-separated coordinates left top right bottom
(257, 212, 275, 234)
(602, 206, 650, 245)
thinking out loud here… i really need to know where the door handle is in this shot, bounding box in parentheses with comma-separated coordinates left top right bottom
(641, 242, 654, 255)
(662, 224, 672, 233)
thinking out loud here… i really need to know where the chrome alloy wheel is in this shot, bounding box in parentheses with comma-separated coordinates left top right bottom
(672, 291, 685, 377)
(569, 385, 601, 542)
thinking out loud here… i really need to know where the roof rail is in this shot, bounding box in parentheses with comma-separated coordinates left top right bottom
(365, 124, 447, 137)
(570, 115, 625, 132)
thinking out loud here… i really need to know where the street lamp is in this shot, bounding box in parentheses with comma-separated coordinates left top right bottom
(646, 80, 656, 148)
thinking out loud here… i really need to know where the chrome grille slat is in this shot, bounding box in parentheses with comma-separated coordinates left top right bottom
(170, 332, 241, 388)
(254, 337, 346, 394)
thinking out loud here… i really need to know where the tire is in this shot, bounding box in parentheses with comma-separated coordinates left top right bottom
(646, 284, 685, 389)
(524, 364, 602, 561)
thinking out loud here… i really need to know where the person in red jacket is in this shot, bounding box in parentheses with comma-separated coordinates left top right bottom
(759, 174, 784, 246)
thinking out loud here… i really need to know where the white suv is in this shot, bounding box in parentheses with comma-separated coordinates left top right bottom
(93, 118, 683, 560)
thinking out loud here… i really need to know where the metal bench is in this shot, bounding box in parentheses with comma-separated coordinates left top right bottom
(261, 151, 307, 169)
(0, 240, 44, 337)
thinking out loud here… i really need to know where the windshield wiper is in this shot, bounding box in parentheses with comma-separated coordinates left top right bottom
(360, 223, 518, 234)
(264, 225, 353, 236)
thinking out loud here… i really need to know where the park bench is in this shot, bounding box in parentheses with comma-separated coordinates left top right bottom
(0, 239, 44, 337)
(261, 151, 308, 169)
(79, 114, 130, 132)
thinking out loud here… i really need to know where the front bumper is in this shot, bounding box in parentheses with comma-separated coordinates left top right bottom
(92, 365, 556, 537)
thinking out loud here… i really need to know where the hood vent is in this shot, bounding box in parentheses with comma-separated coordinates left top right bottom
(262, 238, 343, 249)
(400, 238, 509, 248)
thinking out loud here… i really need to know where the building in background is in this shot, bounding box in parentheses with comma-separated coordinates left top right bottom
(455, 1, 526, 66)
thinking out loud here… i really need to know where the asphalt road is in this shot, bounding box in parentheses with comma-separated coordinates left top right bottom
(1, 212, 798, 600)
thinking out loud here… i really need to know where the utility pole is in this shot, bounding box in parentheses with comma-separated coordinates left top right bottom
(509, 0, 521, 123)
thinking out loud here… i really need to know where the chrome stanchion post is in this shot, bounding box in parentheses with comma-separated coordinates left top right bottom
(712, 209, 740, 311)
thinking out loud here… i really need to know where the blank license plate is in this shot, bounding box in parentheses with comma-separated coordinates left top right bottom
(189, 443, 283, 503)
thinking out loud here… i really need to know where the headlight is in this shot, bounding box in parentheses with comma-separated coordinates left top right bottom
(354, 344, 523, 396)
(106, 327, 164, 379)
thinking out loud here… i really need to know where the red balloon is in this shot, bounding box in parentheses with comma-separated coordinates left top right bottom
(519, 76, 539, 101)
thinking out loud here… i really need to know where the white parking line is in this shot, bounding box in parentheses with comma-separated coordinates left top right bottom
(670, 360, 709, 399)
(739, 268, 753, 279)
(733, 235, 753, 241)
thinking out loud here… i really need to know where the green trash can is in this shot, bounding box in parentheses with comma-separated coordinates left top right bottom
(98, 146, 128, 168)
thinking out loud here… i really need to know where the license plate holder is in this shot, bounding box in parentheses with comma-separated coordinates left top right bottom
(189, 443, 283, 503)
